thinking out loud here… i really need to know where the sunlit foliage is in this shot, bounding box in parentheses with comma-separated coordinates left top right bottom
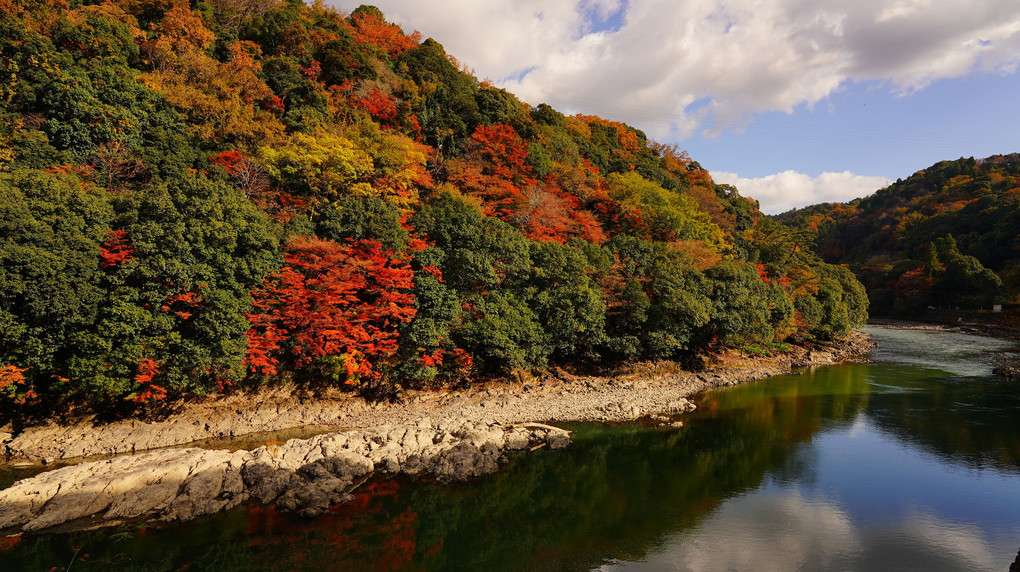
(0, 0, 867, 417)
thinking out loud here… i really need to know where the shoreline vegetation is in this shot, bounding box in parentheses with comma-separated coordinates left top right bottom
(0, 331, 873, 536)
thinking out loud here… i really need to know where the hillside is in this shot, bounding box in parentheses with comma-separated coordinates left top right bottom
(777, 155, 1020, 315)
(0, 0, 866, 420)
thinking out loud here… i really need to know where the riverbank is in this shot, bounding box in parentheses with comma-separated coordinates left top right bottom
(2, 331, 875, 464)
(0, 331, 874, 535)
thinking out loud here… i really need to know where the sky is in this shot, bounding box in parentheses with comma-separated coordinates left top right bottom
(331, 0, 1020, 213)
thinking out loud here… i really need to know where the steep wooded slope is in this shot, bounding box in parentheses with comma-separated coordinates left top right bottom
(0, 0, 866, 417)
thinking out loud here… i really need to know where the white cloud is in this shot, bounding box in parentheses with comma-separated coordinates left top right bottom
(329, 0, 1020, 140)
(711, 169, 892, 214)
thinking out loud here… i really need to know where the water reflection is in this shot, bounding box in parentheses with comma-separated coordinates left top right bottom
(599, 489, 861, 571)
(602, 490, 1011, 572)
(2, 328, 1019, 571)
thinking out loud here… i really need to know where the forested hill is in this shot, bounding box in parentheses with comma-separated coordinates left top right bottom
(0, 0, 866, 418)
(777, 155, 1020, 316)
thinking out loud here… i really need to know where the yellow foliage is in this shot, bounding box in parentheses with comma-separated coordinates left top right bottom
(259, 122, 433, 212)
(143, 4, 216, 69)
(563, 115, 591, 139)
(606, 171, 726, 248)
(139, 31, 283, 145)
(345, 120, 433, 210)
(260, 130, 374, 198)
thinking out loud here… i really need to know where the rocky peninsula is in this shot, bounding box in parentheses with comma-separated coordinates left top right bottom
(0, 331, 873, 535)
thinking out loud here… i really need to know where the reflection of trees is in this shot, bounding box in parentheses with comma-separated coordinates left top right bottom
(866, 374, 1020, 473)
(0, 367, 873, 571)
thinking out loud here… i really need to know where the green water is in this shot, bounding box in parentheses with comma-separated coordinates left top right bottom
(2, 326, 1020, 571)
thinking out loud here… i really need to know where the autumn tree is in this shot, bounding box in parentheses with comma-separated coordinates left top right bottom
(347, 5, 421, 58)
(246, 236, 416, 384)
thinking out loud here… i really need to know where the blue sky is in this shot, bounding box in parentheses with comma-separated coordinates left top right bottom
(332, 1, 1020, 213)
(691, 72, 1020, 178)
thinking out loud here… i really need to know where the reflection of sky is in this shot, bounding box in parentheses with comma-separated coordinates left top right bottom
(598, 490, 1013, 571)
(599, 414, 1020, 572)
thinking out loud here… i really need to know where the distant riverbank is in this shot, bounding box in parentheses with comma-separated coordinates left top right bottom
(869, 314, 1020, 340)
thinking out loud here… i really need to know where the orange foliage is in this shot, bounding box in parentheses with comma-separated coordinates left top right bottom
(513, 185, 575, 242)
(246, 237, 417, 382)
(447, 123, 537, 220)
(671, 240, 722, 270)
(891, 266, 932, 296)
(0, 364, 25, 391)
(160, 290, 201, 320)
(226, 40, 263, 72)
(301, 59, 322, 81)
(140, 17, 282, 145)
(132, 357, 166, 402)
(420, 264, 443, 281)
(447, 159, 523, 219)
(575, 115, 642, 153)
(354, 87, 398, 123)
(569, 209, 608, 244)
(143, 4, 216, 70)
(348, 9, 421, 58)
(99, 229, 135, 268)
(470, 123, 531, 181)
(650, 141, 713, 186)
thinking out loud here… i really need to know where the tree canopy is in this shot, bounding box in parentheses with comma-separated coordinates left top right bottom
(0, 0, 867, 418)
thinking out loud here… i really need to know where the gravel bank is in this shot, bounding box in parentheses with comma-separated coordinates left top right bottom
(2, 331, 874, 463)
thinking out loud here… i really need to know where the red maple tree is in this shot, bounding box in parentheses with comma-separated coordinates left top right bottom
(348, 9, 422, 58)
(98, 229, 135, 268)
(246, 236, 417, 382)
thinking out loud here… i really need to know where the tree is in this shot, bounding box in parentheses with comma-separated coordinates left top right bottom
(931, 235, 1002, 309)
(246, 236, 416, 384)
(455, 291, 547, 373)
(347, 5, 421, 58)
(314, 195, 409, 252)
(526, 240, 607, 359)
(605, 171, 724, 246)
(0, 169, 112, 393)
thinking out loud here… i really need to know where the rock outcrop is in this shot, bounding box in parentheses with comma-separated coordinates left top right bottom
(0, 417, 570, 534)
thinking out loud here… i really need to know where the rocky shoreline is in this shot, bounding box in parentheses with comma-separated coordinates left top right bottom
(0, 331, 874, 535)
(1, 331, 875, 464)
(0, 417, 571, 534)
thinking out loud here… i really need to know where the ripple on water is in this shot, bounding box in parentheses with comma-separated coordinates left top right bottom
(862, 326, 1016, 378)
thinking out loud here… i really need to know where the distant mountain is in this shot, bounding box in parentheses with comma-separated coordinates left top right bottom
(777, 155, 1020, 315)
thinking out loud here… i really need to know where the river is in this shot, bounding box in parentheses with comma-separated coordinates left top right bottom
(1, 326, 1019, 571)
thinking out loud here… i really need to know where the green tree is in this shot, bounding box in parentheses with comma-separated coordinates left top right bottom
(0, 169, 112, 391)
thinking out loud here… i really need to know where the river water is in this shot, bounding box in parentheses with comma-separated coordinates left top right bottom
(2, 326, 1019, 571)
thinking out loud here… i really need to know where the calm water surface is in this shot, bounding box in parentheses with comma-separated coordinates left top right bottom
(2, 326, 1019, 571)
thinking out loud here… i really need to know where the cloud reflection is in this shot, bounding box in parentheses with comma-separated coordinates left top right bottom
(599, 488, 1016, 571)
